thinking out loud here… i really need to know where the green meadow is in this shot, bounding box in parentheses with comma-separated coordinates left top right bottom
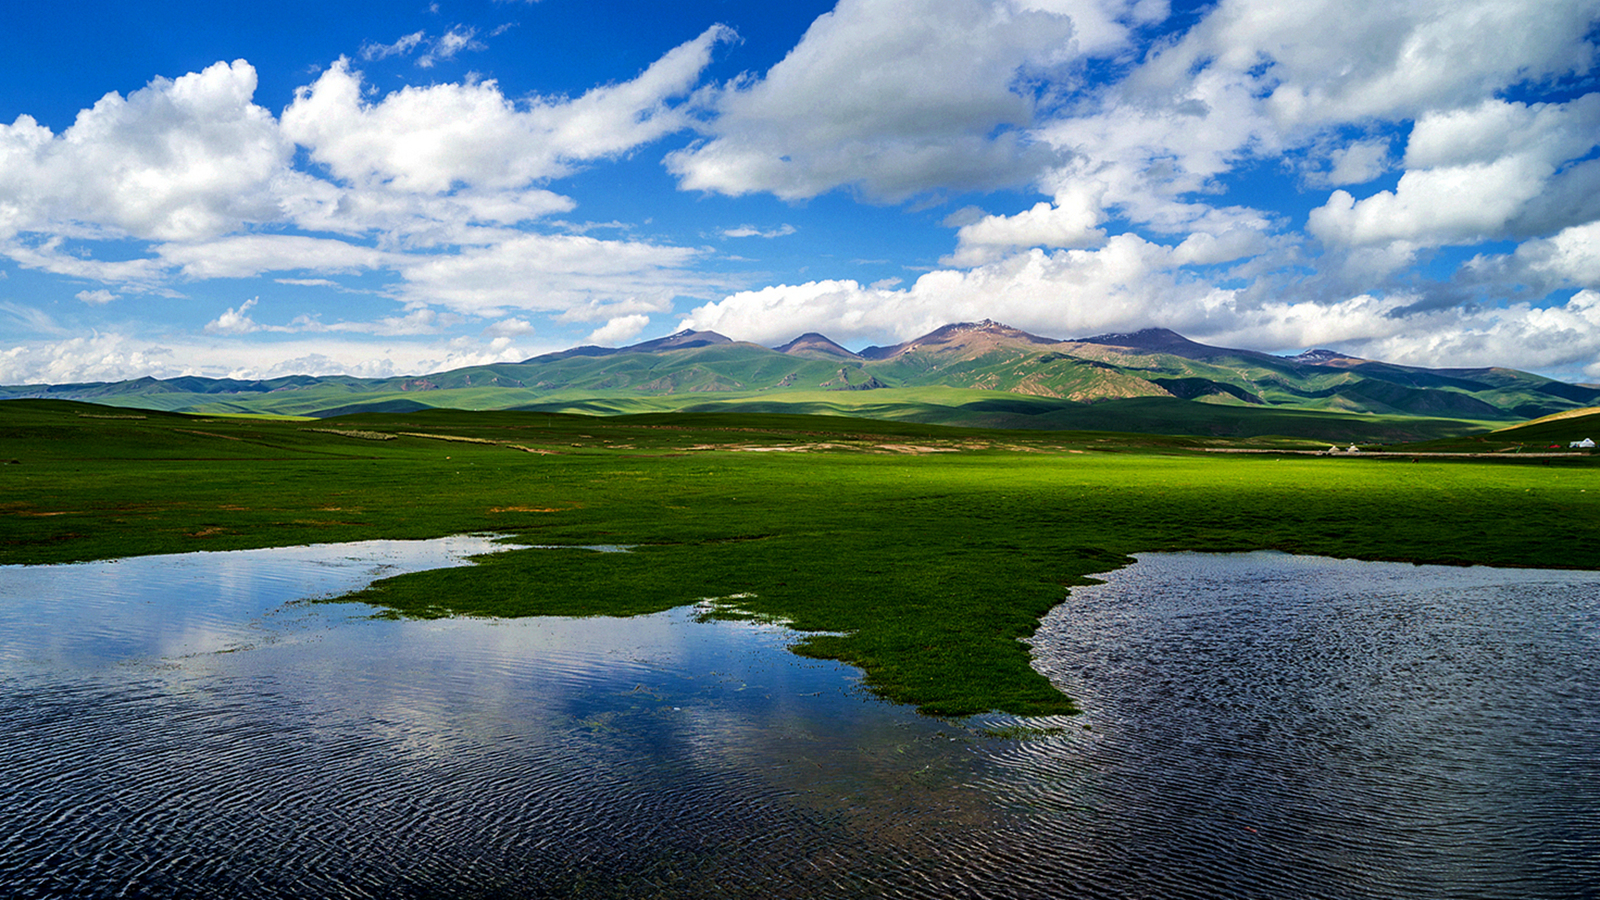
(5, 399, 1599, 716)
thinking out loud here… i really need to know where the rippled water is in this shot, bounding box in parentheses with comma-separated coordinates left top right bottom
(1021, 552, 1600, 899)
(0, 539, 1004, 899)
(2, 545, 1597, 898)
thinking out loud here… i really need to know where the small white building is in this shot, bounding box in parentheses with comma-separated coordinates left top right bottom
(1571, 438, 1596, 449)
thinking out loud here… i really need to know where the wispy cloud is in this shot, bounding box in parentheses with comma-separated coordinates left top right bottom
(75, 289, 117, 305)
(359, 26, 486, 67)
(205, 301, 462, 338)
(419, 26, 484, 67)
(0, 301, 69, 336)
(359, 31, 425, 61)
(721, 224, 796, 239)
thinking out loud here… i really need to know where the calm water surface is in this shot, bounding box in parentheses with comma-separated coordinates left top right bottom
(1, 544, 1597, 898)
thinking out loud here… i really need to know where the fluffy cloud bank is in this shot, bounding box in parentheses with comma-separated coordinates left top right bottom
(0, 328, 550, 384)
(0, 61, 285, 243)
(282, 25, 732, 194)
(1, 27, 736, 322)
(1309, 96, 1600, 253)
(667, 0, 1077, 200)
(684, 240, 1600, 380)
(3, 0, 1599, 385)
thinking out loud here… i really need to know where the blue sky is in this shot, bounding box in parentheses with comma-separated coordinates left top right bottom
(3, 0, 1599, 384)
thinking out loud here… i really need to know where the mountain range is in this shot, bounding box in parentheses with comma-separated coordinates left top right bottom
(6, 320, 1598, 440)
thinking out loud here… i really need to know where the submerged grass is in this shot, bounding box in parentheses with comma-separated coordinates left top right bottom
(6, 398, 1600, 716)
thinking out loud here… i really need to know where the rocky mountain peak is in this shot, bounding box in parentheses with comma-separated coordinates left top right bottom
(1289, 348, 1363, 365)
(773, 332, 861, 359)
(860, 320, 1059, 360)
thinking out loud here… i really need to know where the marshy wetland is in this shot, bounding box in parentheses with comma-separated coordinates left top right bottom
(3, 400, 1600, 896)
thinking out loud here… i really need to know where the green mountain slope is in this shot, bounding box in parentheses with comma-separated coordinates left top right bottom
(5, 320, 1594, 440)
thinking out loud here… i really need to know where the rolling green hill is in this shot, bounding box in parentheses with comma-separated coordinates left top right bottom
(1396, 406, 1600, 452)
(6, 319, 1594, 440)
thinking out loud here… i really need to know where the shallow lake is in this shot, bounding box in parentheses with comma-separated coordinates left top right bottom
(1, 543, 1597, 898)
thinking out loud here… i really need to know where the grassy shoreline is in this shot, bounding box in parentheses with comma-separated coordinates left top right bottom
(7, 399, 1600, 716)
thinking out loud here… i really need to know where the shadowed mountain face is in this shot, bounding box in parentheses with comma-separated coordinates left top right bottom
(1073, 327, 1272, 361)
(6, 321, 1599, 434)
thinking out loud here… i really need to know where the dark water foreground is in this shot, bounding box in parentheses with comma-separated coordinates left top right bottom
(1, 543, 1597, 899)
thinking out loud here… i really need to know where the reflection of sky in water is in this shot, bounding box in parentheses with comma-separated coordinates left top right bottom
(0, 539, 993, 897)
(0, 535, 518, 668)
(3, 545, 1599, 898)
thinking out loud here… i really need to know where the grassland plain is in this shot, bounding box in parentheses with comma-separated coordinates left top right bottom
(5, 399, 1600, 716)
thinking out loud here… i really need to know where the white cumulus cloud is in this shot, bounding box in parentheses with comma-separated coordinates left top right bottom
(204, 298, 263, 334)
(586, 314, 651, 346)
(0, 60, 288, 243)
(683, 237, 1600, 382)
(283, 26, 733, 193)
(1132, 0, 1600, 128)
(667, 0, 1077, 201)
(946, 185, 1108, 265)
(1310, 95, 1600, 251)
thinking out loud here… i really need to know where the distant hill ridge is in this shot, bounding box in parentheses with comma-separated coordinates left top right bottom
(528, 328, 733, 362)
(6, 319, 1599, 430)
(529, 320, 1344, 367)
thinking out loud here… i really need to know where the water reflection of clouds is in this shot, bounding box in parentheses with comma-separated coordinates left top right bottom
(207, 592, 808, 793)
(0, 535, 519, 671)
(4, 538, 1010, 896)
(21, 544, 1594, 895)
